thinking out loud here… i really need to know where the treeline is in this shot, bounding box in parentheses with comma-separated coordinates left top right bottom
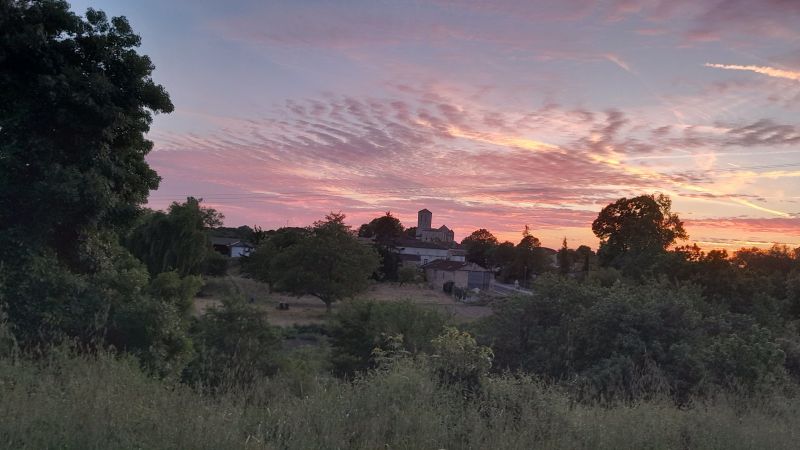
(460, 226, 594, 283)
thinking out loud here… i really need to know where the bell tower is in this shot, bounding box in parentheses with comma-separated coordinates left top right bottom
(417, 209, 432, 231)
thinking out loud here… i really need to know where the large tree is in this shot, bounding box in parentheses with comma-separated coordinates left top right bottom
(0, 1, 194, 373)
(357, 212, 404, 280)
(270, 213, 380, 312)
(592, 194, 687, 272)
(126, 197, 223, 276)
(0, 2, 173, 265)
(502, 225, 550, 284)
(461, 229, 498, 268)
(358, 212, 404, 243)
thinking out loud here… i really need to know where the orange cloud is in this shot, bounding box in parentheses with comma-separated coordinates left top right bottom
(447, 125, 561, 153)
(704, 63, 800, 81)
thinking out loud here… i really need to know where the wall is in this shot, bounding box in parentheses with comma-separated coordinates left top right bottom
(397, 246, 449, 265)
(417, 228, 454, 243)
(425, 268, 457, 291)
(230, 245, 251, 258)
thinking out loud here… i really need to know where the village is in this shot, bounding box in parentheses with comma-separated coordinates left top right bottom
(203, 207, 587, 326)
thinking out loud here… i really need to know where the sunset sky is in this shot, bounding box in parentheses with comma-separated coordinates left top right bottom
(73, 0, 800, 249)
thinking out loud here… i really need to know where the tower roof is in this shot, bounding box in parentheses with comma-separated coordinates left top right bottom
(418, 208, 431, 213)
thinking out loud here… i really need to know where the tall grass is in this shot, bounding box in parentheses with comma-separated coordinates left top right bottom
(2, 349, 800, 449)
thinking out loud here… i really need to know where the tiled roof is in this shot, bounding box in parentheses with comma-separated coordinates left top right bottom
(398, 254, 421, 262)
(210, 237, 253, 248)
(422, 260, 467, 271)
(394, 239, 448, 250)
(422, 260, 492, 272)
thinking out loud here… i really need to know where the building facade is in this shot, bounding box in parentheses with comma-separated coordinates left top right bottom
(414, 209, 455, 243)
(422, 260, 494, 291)
(394, 240, 466, 266)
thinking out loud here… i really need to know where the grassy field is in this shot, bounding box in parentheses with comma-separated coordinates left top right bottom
(3, 349, 800, 449)
(196, 266, 491, 326)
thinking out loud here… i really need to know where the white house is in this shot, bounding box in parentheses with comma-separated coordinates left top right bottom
(211, 237, 254, 258)
(395, 239, 449, 266)
(394, 239, 466, 266)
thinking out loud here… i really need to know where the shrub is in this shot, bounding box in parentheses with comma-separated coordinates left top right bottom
(443, 280, 454, 294)
(329, 300, 446, 375)
(398, 266, 419, 285)
(202, 251, 228, 276)
(184, 297, 282, 389)
(430, 327, 493, 393)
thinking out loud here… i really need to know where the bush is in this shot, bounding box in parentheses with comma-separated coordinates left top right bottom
(0, 314, 16, 359)
(202, 251, 228, 276)
(443, 280, 454, 294)
(477, 275, 791, 402)
(3, 239, 197, 378)
(430, 327, 493, 393)
(329, 300, 446, 375)
(398, 266, 419, 285)
(184, 297, 282, 389)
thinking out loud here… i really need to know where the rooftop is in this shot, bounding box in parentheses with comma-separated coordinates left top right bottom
(394, 238, 448, 250)
(210, 237, 253, 248)
(421, 260, 491, 272)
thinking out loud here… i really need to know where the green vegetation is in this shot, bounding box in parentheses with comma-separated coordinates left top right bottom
(328, 299, 447, 375)
(2, 343, 800, 449)
(592, 193, 687, 277)
(357, 211, 405, 280)
(268, 213, 380, 311)
(126, 197, 224, 277)
(461, 225, 563, 284)
(478, 276, 792, 401)
(0, 0, 189, 374)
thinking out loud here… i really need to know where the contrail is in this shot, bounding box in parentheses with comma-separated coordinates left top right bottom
(705, 63, 800, 81)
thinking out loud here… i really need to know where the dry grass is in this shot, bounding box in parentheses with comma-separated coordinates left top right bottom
(4, 350, 800, 450)
(195, 269, 492, 326)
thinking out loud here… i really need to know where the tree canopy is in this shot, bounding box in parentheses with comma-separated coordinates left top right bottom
(592, 194, 687, 273)
(0, 2, 198, 375)
(126, 197, 223, 276)
(357, 212, 404, 243)
(0, 1, 173, 266)
(269, 213, 380, 311)
(357, 212, 405, 280)
(461, 229, 498, 268)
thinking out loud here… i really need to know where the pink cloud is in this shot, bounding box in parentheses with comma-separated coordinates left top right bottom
(146, 85, 800, 249)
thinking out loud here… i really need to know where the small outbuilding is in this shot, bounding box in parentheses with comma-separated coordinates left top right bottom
(210, 237, 254, 258)
(422, 260, 494, 291)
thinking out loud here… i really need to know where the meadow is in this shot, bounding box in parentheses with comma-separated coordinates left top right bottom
(3, 345, 800, 450)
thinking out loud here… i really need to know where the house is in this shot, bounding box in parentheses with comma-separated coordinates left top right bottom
(447, 248, 467, 262)
(394, 239, 468, 267)
(422, 260, 495, 291)
(415, 209, 455, 243)
(394, 239, 450, 266)
(210, 237, 254, 258)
